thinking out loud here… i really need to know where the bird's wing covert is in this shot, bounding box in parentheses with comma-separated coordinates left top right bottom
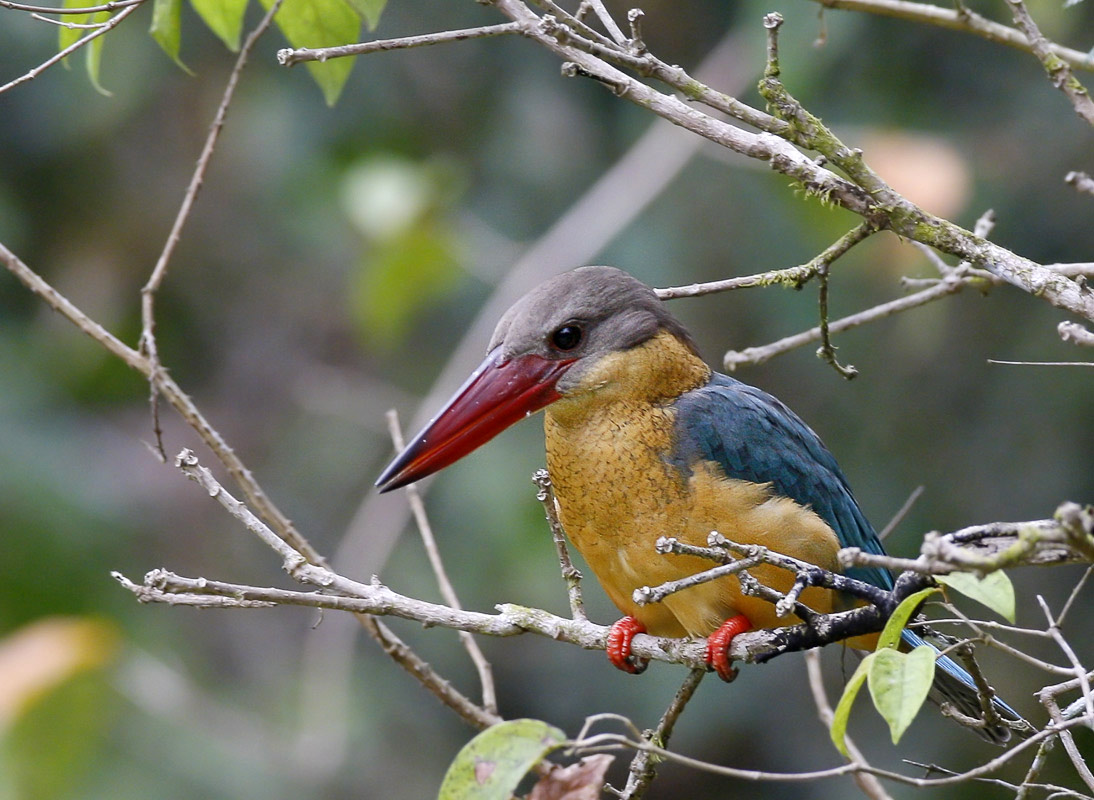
(671, 373, 891, 589)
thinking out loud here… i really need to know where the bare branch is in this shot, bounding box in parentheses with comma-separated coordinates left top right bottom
(804, 650, 893, 800)
(1066, 171, 1094, 197)
(724, 272, 968, 370)
(0, 0, 140, 11)
(277, 22, 524, 66)
(387, 410, 497, 715)
(140, 0, 285, 459)
(621, 668, 706, 799)
(1060, 320, 1094, 348)
(809, 0, 1094, 73)
(533, 470, 587, 621)
(1006, 0, 1094, 127)
(0, 2, 142, 95)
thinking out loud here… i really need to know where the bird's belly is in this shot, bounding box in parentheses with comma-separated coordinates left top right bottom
(548, 430, 846, 638)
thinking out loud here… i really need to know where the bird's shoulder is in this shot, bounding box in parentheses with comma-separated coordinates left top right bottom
(669, 373, 889, 583)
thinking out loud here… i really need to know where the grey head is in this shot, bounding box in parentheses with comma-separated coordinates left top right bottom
(488, 266, 699, 392)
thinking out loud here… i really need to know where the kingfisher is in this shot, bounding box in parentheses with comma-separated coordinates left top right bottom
(376, 266, 1022, 743)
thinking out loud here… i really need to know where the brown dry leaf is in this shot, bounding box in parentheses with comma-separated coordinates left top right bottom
(527, 754, 614, 800)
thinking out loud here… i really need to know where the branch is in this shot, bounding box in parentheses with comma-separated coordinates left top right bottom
(276, 22, 524, 66)
(804, 650, 893, 800)
(533, 470, 587, 621)
(620, 668, 706, 799)
(1060, 320, 1094, 348)
(839, 502, 1094, 575)
(724, 272, 968, 370)
(809, 0, 1094, 73)
(0, 1, 142, 95)
(387, 411, 497, 715)
(1006, 0, 1094, 127)
(571, 714, 1093, 789)
(0, 0, 140, 11)
(1066, 171, 1094, 198)
(140, 0, 285, 459)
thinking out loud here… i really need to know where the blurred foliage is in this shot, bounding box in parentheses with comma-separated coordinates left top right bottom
(1, 0, 1093, 798)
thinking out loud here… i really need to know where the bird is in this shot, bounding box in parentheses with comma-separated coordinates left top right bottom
(376, 265, 1023, 743)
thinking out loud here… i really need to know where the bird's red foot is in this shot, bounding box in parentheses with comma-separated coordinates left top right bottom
(606, 616, 649, 675)
(706, 615, 752, 682)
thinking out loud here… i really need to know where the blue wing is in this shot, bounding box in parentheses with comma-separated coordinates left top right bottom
(670, 372, 1023, 737)
(670, 372, 891, 590)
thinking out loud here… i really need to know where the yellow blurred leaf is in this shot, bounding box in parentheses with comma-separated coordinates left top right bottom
(0, 617, 119, 729)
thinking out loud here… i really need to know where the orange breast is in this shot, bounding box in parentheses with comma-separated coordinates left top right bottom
(543, 332, 849, 640)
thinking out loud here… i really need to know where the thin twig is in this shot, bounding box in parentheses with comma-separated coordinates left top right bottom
(878, 486, 924, 541)
(631, 556, 765, 606)
(533, 470, 586, 621)
(988, 360, 1094, 368)
(0, 2, 142, 94)
(1056, 566, 1092, 628)
(1039, 691, 1094, 794)
(816, 260, 858, 379)
(658, 221, 875, 305)
(1066, 171, 1094, 197)
(1059, 321, 1094, 348)
(30, 12, 110, 27)
(277, 22, 524, 66)
(139, 0, 285, 459)
(387, 410, 497, 715)
(724, 273, 968, 370)
(1006, 0, 1094, 127)
(168, 449, 504, 729)
(1037, 595, 1094, 727)
(572, 713, 1087, 788)
(804, 651, 893, 800)
(809, 0, 1094, 72)
(622, 669, 706, 799)
(0, 0, 141, 10)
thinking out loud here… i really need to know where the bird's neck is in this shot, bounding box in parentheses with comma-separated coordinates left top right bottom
(544, 331, 710, 429)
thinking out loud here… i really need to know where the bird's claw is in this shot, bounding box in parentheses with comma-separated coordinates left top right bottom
(607, 616, 649, 674)
(705, 614, 752, 682)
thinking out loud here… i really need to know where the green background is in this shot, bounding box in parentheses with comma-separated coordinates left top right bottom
(1, 0, 1093, 797)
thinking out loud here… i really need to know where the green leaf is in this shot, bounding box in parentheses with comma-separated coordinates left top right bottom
(876, 587, 939, 651)
(263, 0, 360, 105)
(189, 0, 248, 50)
(936, 571, 1016, 623)
(349, 222, 462, 350)
(867, 646, 936, 744)
(150, 0, 191, 71)
(84, 12, 113, 95)
(830, 654, 873, 757)
(438, 719, 565, 800)
(58, 1, 112, 95)
(342, 0, 384, 29)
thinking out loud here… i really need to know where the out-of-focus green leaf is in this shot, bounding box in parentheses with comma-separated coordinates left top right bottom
(877, 587, 939, 651)
(190, 0, 248, 50)
(936, 571, 1016, 623)
(867, 645, 935, 744)
(438, 719, 565, 800)
(830, 654, 872, 757)
(59, 1, 112, 95)
(342, 0, 385, 29)
(1, 618, 119, 799)
(350, 222, 462, 350)
(262, 0, 360, 105)
(149, 0, 190, 70)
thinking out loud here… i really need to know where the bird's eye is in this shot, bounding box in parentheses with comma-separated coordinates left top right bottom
(550, 324, 583, 351)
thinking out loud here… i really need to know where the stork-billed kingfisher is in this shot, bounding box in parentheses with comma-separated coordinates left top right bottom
(376, 266, 1022, 743)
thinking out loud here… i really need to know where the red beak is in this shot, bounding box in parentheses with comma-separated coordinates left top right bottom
(376, 348, 576, 491)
